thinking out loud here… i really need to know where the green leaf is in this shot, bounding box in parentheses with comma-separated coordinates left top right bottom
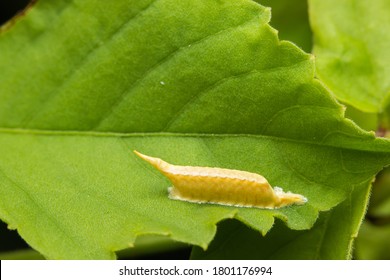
(256, 0, 312, 52)
(354, 222, 390, 260)
(367, 167, 390, 217)
(309, 0, 390, 114)
(344, 106, 379, 133)
(0, 0, 390, 259)
(355, 167, 390, 259)
(191, 178, 372, 259)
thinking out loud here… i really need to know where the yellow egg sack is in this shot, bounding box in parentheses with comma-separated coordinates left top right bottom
(134, 150, 307, 209)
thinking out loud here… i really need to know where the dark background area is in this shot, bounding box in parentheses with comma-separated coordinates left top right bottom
(0, 220, 29, 252)
(0, 0, 31, 25)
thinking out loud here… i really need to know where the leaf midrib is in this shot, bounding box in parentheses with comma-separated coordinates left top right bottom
(0, 127, 389, 154)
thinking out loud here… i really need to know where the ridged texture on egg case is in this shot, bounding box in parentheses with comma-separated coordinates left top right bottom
(134, 151, 307, 209)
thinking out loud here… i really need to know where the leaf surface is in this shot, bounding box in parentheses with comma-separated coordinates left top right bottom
(309, 0, 390, 114)
(0, 0, 390, 259)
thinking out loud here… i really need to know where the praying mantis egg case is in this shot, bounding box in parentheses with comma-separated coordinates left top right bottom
(134, 150, 307, 209)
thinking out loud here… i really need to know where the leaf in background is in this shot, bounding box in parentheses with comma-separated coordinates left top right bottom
(354, 167, 390, 259)
(344, 106, 379, 133)
(309, 0, 390, 260)
(354, 222, 390, 260)
(0, 0, 390, 259)
(309, 0, 390, 116)
(367, 167, 390, 218)
(256, 0, 312, 52)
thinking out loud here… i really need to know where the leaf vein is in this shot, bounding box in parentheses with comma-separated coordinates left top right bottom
(0, 167, 87, 258)
(23, 0, 158, 126)
(92, 14, 263, 129)
(163, 60, 309, 131)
